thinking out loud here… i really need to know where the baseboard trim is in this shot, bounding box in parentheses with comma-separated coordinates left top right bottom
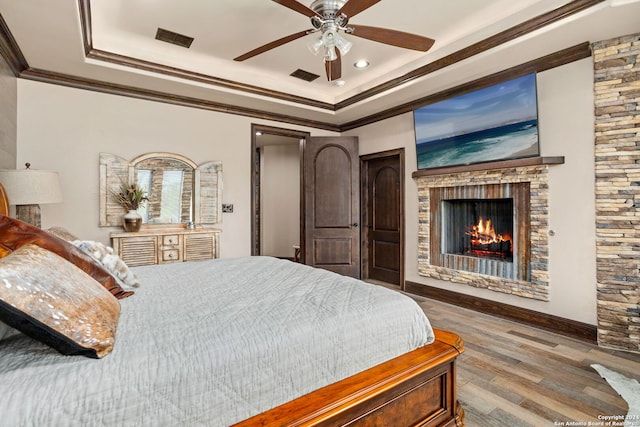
(405, 281, 597, 343)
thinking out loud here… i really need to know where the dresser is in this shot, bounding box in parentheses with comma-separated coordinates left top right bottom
(111, 228, 221, 267)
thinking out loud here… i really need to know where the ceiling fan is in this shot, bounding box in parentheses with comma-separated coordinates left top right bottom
(234, 0, 435, 81)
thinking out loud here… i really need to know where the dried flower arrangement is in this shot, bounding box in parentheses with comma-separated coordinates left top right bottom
(111, 180, 149, 211)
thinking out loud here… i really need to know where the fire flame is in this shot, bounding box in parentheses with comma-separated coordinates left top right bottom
(465, 217, 512, 245)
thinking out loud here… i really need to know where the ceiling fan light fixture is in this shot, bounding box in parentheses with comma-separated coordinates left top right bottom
(335, 34, 352, 56)
(321, 28, 338, 48)
(312, 27, 350, 61)
(307, 36, 324, 56)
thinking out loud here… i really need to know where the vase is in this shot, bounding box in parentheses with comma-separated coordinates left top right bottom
(123, 210, 142, 232)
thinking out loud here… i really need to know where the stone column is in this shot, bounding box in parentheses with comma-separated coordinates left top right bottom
(593, 32, 640, 353)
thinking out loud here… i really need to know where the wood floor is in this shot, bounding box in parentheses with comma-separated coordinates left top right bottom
(409, 293, 640, 427)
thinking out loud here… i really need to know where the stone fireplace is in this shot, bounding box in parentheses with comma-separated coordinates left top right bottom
(414, 160, 559, 301)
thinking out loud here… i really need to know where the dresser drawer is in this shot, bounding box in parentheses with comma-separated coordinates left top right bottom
(162, 235, 180, 246)
(161, 249, 181, 263)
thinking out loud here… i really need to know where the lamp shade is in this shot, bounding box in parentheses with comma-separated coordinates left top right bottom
(0, 168, 63, 205)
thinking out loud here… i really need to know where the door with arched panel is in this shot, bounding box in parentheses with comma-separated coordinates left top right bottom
(362, 153, 403, 286)
(303, 137, 360, 278)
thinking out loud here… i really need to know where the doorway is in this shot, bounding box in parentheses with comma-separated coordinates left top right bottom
(251, 124, 309, 259)
(251, 126, 362, 276)
(361, 149, 405, 288)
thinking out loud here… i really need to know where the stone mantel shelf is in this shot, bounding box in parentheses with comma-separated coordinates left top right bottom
(411, 156, 565, 178)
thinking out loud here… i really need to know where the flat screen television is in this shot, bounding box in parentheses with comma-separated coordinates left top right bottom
(414, 73, 539, 170)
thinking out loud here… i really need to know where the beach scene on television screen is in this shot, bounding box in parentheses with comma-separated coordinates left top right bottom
(415, 73, 539, 170)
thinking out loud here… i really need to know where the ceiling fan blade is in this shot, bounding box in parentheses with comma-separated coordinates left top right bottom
(272, 0, 321, 18)
(325, 50, 342, 81)
(336, 0, 381, 18)
(349, 25, 435, 51)
(234, 30, 311, 61)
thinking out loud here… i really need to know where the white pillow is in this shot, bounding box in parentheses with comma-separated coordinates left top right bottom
(71, 240, 141, 290)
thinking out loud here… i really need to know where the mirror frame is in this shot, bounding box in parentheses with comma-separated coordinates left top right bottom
(99, 152, 222, 228)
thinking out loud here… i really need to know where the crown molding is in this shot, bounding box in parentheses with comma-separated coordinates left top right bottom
(0, 14, 27, 77)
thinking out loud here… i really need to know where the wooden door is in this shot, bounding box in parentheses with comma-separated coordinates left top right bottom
(304, 136, 360, 278)
(362, 151, 404, 286)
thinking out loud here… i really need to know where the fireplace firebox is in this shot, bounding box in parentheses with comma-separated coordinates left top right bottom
(442, 199, 514, 262)
(429, 183, 530, 281)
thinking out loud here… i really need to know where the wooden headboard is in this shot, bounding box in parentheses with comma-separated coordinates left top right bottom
(0, 182, 9, 216)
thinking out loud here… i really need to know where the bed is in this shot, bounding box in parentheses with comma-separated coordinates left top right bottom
(0, 183, 465, 427)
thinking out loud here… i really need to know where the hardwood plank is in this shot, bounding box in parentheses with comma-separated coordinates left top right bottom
(583, 386, 629, 413)
(491, 376, 599, 422)
(465, 355, 544, 384)
(519, 399, 569, 424)
(507, 330, 558, 347)
(459, 383, 549, 427)
(539, 377, 625, 417)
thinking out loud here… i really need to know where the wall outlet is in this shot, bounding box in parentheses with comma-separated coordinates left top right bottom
(222, 204, 233, 213)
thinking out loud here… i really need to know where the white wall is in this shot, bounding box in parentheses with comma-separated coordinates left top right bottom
(347, 58, 597, 325)
(260, 143, 300, 257)
(17, 58, 597, 324)
(16, 80, 336, 257)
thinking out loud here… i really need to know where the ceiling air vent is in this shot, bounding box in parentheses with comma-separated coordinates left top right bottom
(155, 28, 194, 48)
(290, 69, 320, 82)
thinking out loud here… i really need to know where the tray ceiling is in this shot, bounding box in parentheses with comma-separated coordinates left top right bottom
(1, 0, 639, 128)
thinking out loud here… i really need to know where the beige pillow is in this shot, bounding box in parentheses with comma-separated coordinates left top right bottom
(0, 244, 120, 358)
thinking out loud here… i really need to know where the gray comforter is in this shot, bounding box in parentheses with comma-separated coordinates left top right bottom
(0, 256, 434, 426)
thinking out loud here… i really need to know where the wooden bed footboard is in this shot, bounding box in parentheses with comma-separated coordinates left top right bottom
(233, 329, 464, 427)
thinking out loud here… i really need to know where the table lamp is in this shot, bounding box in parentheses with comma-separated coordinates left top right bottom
(0, 163, 63, 228)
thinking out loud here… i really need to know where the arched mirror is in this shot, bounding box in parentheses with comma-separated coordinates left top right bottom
(133, 154, 195, 225)
(99, 152, 222, 227)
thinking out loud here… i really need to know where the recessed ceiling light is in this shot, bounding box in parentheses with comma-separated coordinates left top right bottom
(255, 131, 262, 136)
(354, 60, 370, 69)
(333, 80, 346, 87)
